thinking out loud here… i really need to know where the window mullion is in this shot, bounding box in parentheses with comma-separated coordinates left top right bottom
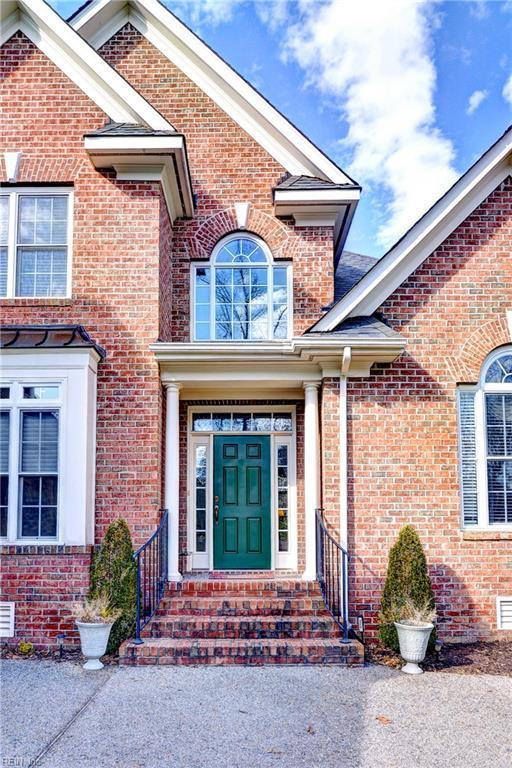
(7, 192, 16, 298)
(7, 407, 19, 541)
(475, 389, 489, 527)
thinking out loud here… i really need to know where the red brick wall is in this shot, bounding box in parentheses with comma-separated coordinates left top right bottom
(348, 177, 512, 642)
(100, 25, 334, 337)
(0, 34, 171, 645)
(0, 547, 92, 649)
(1, 33, 166, 547)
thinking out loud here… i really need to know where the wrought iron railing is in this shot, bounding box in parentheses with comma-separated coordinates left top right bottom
(315, 508, 350, 643)
(133, 509, 169, 644)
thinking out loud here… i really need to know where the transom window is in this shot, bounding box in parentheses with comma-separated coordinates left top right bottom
(0, 189, 72, 298)
(192, 234, 291, 341)
(458, 347, 512, 529)
(192, 411, 293, 433)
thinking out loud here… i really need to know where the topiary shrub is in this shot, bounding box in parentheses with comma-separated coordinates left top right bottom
(378, 525, 436, 652)
(89, 518, 136, 654)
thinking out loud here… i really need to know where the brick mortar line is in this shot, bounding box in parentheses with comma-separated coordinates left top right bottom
(32, 669, 114, 767)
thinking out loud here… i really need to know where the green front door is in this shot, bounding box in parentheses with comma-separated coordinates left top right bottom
(213, 435, 271, 570)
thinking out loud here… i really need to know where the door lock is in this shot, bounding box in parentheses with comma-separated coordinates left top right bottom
(214, 495, 219, 525)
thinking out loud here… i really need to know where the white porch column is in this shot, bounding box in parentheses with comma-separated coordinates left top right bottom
(302, 381, 320, 581)
(165, 382, 182, 582)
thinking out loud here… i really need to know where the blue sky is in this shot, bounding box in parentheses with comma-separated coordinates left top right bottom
(51, 1, 512, 257)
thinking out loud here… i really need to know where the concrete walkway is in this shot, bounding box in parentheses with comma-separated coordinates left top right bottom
(1, 660, 511, 768)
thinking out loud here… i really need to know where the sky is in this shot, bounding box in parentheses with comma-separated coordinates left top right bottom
(51, 0, 512, 258)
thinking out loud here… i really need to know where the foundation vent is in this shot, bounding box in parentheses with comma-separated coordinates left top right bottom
(0, 602, 15, 637)
(497, 597, 512, 630)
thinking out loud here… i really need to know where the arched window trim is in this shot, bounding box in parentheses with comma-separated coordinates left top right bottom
(212, 232, 271, 264)
(459, 346, 512, 530)
(191, 233, 292, 342)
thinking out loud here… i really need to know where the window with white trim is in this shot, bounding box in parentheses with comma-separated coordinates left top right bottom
(1, 349, 99, 546)
(458, 347, 512, 528)
(0, 383, 61, 540)
(192, 234, 291, 341)
(0, 189, 72, 298)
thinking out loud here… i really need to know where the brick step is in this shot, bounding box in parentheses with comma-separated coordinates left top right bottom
(119, 637, 364, 666)
(157, 596, 330, 616)
(145, 614, 339, 640)
(167, 580, 322, 598)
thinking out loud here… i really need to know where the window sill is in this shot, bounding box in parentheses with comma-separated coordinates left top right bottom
(462, 530, 512, 541)
(0, 298, 72, 307)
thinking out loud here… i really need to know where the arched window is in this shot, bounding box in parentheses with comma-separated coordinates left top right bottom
(458, 347, 512, 528)
(192, 234, 291, 341)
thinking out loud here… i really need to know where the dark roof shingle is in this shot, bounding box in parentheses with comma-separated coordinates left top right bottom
(307, 315, 404, 341)
(0, 325, 106, 358)
(274, 175, 359, 191)
(334, 251, 377, 302)
(84, 122, 178, 138)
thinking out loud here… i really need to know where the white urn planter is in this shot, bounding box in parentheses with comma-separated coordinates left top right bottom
(76, 621, 113, 670)
(394, 621, 434, 675)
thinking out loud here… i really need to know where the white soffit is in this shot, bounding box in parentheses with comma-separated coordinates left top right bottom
(0, 0, 172, 130)
(84, 134, 194, 218)
(314, 126, 512, 331)
(70, 0, 355, 183)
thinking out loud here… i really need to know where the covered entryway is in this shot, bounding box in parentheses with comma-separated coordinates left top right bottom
(152, 334, 404, 582)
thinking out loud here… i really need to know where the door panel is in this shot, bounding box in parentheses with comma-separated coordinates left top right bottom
(214, 435, 271, 569)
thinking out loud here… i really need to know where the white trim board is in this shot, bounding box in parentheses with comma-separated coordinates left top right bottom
(70, 0, 355, 183)
(314, 127, 512, 331)
(0, 0, 173, 130)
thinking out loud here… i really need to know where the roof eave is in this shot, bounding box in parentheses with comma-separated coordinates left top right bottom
(84, 134, 194, 219)
(314, 126, 512, 332)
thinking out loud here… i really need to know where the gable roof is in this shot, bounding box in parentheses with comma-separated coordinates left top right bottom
(69, 0, 357, 185)
(313, 124, 512, 332)
(0, 0, 173, 130)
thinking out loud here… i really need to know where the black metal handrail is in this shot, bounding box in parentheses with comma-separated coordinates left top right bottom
(315, 508, 350, 643)
(133, 509, 169, 644)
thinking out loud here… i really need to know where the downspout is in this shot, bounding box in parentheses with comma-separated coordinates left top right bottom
(340, 346, 351, 550)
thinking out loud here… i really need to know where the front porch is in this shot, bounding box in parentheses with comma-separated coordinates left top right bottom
(154, 335, 404, 585)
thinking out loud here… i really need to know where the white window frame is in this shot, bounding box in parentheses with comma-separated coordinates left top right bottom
(460, 346, 512, 531)
(186, 405, 297, 571)
(0, 187, 73, 299)
(190, 233, 292, 342)
(0, 350, 98, 545)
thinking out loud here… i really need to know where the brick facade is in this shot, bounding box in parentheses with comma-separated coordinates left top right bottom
(1, 19, 510, 652)
(0, 546, 92, 648)
(348, 178, 512, 642)
(100, 25, 335, 338)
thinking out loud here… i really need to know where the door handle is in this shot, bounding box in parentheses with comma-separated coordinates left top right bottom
(214, 495, 219, 525)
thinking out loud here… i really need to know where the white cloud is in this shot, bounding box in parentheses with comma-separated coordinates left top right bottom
(469, 1, 490, 20)
(279, 0, 458, 247)
(503, 73, 512, 106)
(466, 89, 488, 115)
(169, 0, 458, 249)
(170, 0, 245, 26)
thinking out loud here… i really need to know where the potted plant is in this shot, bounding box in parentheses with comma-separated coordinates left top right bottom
(74, 596, 120, 670)
(394, 599, 436, 675)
